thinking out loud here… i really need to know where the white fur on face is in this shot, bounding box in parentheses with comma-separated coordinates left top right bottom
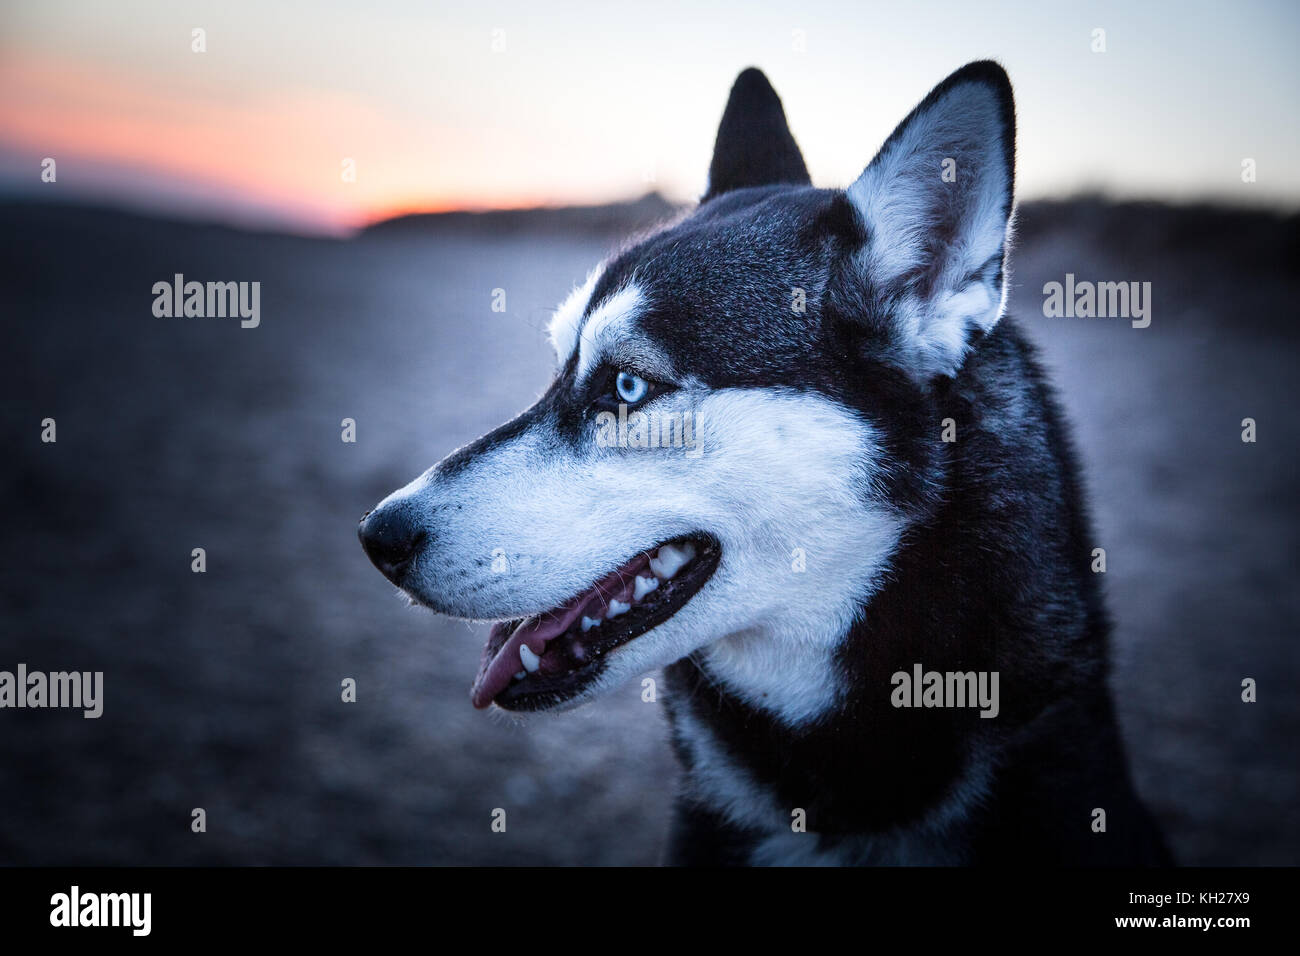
(547, 272, 651, 381)
(574, 283, 647, 380)
(390, 387, 904, 726)
(847, 78, 1013, 379)
(547, 266, 603, 362)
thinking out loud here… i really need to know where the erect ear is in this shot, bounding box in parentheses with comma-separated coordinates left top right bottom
(703, 68, 811, 202)
(845, 61, 1015, 380)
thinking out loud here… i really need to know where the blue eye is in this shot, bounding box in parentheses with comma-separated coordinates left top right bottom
(615, 370, 650, 404)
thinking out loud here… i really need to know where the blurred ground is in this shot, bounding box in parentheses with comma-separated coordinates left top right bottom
(0, 197, 1296, 865)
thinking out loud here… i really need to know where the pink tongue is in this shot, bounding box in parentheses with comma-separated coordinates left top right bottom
(469, 554, 651, 709)
(470, 598, 587, 708)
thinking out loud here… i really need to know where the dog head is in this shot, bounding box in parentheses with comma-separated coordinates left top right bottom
(360, 62, 1015, 722)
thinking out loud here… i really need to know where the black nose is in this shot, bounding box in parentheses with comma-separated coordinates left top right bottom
(358, 505, 424, 584)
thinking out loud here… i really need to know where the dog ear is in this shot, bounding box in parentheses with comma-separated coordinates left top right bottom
(704, 68, 811, 202)
(844, 61, 1015, 380)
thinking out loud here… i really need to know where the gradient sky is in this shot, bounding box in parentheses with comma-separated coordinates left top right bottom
(2, 0, 1297, 234)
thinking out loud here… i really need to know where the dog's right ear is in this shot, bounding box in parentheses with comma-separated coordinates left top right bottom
(703, 68, 811, 202)
(835, 61, 1016, 382)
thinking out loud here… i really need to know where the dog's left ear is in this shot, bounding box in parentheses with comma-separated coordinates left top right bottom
(704, 68, 811, 201)
(844, 61, 1015, 380)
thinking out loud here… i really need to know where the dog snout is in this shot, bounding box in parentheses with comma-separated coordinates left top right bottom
(358, 503, 425, 585)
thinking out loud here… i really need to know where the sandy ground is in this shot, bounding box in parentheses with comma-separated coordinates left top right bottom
(0, 198, 1296, 864)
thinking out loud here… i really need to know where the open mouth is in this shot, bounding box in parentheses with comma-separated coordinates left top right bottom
(470, 534, 720, 711)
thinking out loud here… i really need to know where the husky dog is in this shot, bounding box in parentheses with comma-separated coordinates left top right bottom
(360, 62, 1170, 866)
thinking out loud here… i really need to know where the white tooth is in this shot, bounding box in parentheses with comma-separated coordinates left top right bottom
(519, 643, 541, 673)
(650, 542, 695, 580)
(581, 616, 601, 632)
(607, 599, 630, 618)
(633, 575, 659, 601)
(513, 671, 526, 681)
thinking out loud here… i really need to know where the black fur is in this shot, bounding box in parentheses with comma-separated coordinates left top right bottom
(704, 67, 811, 201)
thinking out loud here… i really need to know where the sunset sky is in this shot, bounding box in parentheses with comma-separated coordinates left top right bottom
(2, 0, 1296, 234)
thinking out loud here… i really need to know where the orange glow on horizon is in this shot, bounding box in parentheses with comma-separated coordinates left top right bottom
(0, 49, 657, 232)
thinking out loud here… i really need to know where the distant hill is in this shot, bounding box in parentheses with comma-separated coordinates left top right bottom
(1013, 196, 1298, 278)
(360, 192, 685, 239)
(359, 191, 1297, 275)
(2, 194, 1294, 278)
